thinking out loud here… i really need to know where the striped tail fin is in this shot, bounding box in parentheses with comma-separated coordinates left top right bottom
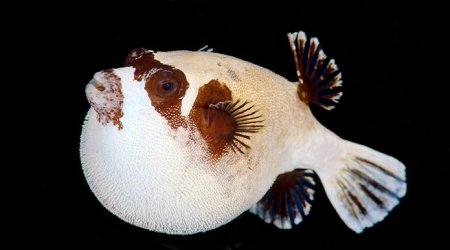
(316, 141, 407, 233)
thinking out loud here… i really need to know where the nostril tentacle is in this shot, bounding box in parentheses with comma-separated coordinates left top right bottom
(93, 82, 106, 92)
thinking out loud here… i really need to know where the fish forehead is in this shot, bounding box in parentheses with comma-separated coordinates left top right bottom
(154, 50, 249, 70)
(153, 50, 261, 81)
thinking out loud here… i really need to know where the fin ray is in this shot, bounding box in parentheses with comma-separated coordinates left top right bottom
(250, 169, 316, 229)
(209, 100, 263, 154)
(287, 31, 343, 110)
(316, 141, 406, 233)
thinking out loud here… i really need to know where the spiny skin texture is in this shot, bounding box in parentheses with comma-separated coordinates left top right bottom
(81, 42, 406, 234)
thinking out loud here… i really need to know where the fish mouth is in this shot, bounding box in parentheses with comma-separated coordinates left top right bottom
(85, 69, 124, 129)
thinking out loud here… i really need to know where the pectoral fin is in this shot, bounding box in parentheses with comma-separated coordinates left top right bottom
(189, 80, 263, 157)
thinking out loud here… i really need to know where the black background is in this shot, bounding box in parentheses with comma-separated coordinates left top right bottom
(32, 1, 448, 249)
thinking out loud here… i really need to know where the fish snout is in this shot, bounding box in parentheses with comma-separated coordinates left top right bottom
(85, 79, 106, 102)
(85, 69, 124, 129)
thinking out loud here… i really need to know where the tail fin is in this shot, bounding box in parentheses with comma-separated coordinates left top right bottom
(317, 141, 406, 233)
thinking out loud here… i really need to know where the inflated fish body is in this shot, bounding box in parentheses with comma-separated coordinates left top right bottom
(80, 31, 406, 234)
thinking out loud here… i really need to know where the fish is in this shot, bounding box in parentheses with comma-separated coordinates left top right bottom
(80, 31, 406, 235)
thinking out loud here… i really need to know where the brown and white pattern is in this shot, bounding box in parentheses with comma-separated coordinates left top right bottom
(85, 69, 124, 129)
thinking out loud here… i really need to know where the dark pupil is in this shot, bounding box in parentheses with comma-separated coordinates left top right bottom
(162, 82, 173, 91)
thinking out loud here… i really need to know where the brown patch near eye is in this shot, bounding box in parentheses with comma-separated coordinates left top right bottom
(125, 48, 160, 81)
(125, 48, 189, 129)
(189, 80, 264, 158)
(87, 69, 124, 130)
(189, 80, 233, 157)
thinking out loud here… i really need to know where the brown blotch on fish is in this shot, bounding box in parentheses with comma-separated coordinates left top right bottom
(189, 80, 233, 156)
(189, 80, 263, 157)
(124, 48, 155, 81)
(87, 69, 124, 130)
(92, 82, 106, 92)
(125, 48, 190, 129)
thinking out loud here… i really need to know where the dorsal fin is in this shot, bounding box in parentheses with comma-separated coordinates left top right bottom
(198, 45, 214, 52)
(287, 31, 343, 110)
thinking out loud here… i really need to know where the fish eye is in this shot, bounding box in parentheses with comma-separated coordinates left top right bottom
(161, 82, 173, 91)
(144, 68, 189, 105)
(156, 78, 179, 97)
(149, 70, 181, 97)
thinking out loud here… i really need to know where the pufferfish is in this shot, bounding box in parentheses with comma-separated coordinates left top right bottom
(80, 31, 406, 235)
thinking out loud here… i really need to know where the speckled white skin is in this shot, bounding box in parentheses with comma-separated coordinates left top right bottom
(81, 50, 406, 234)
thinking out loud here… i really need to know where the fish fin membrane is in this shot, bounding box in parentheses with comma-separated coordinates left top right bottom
(249, 169, 316, 229)
(287, 31, 343, 111)
(317, 141, 407, 233)
(209, 100, 264, 154)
